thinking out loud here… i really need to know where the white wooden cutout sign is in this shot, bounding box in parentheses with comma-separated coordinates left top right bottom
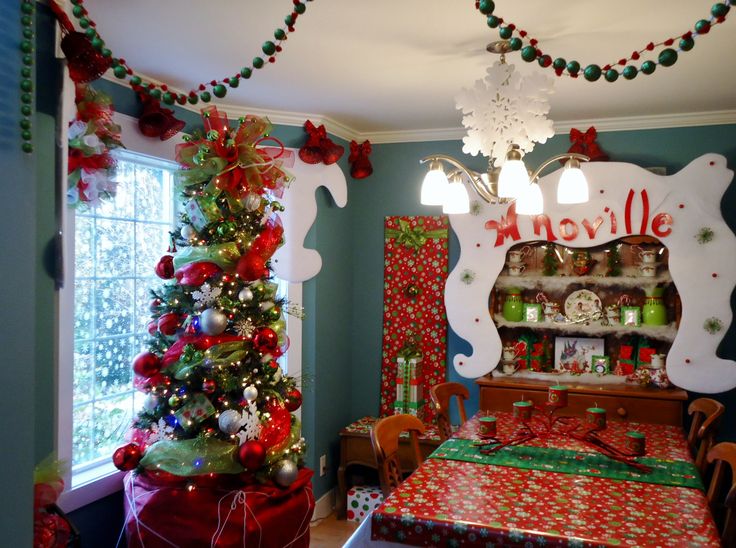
(445, 154, 736, 394)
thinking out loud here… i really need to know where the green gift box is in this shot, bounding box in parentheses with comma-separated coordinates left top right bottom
(621, 306, 641, 327)
(523, 303, 543, 323)
(185, 195, 222, 231)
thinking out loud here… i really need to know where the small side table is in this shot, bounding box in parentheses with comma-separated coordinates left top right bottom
(337, 416, 442, 519)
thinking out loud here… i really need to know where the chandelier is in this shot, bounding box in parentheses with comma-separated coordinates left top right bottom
(420, 41, 590, 215)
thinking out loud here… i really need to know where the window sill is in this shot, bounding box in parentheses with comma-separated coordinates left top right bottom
(58, 462, 125, 513)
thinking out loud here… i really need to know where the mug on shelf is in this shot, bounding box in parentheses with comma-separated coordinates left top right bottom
(632, 245, 660, 264)
(639, 264, 657, 277)
(507, 245, 532, 264)
(649, 353, 666, 369)
(508, 263, 526, 277)
(502, 361, 520, 375)
(502, 345, 520, 362)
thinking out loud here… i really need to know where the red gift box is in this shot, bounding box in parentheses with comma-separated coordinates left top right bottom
(124, 468, 314, 547)
(638, 347, 655, 365)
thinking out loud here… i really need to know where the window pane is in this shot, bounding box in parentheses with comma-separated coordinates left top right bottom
(72, 404, 93, 466)
(74, 279, 94, 340)
(94, 279, 133, 337)
(135, 166, 172, 221)
(96, 219, 134, 277)
(75, 215, 94, 277)
(94, 336, 134, 398)
(92, 393, 134, 460)
(73, 340, 94, 403)
(135, 223, 171, 277)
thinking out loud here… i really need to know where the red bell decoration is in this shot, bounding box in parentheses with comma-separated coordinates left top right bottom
(138, 94, 186, 141)
(155, 255, 175, 279)
(252, 327, 279, 353)
(298, 120, 344, 165)
(237, 440, 267, 471)
(284, 388, 303, 412)
(132, 352, 162, 378)
(236, 251, 269, 281)
(565, 126, 609, 163)
(174, 261, 222, 286)
(259, 400, 292, 449)
(113, 443, 143, 471)
(157, 313, 182, 336)
(348, 140, 373, 179)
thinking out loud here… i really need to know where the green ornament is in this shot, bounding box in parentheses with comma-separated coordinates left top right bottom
(509, 37, 522, 51)
(21, 2, 34, 14)
(168, 394, 181, 408)
(20, 119, 31, 130)
(22, 54, 33, 66)
(262, 41, 276, 56)
(21, 105, 32, 116)
(130, 75, 142, 86)
(486, 15, 500, 28)
(23, 28, 33, 39)
(20, 79, 32, 92)
(498, 26, 513, 39)
(21, 130, 31, 141)
(479, 0, 495, 15)
(604, 69, 619, 82)
(78, 17, 90, 28)
(200, 91, 212, 103)
(265, 306, 282, 323)
(22, 142, 33, 153)
(113, 65, 127, 79)
(85, 28, 97, 39)
(274, 28, 287, 40)
(20, 40, 33, 54)
(658, 48, 677, 67)
(229, 77, 239, 88)
(217, 222, 236, 237)
(641, 60, 656, 75)
(294, 2, 306, 14)
(566, 60, 580, 75)
(161, 92, 174, 105)
(694, 19, 711, 34)
(187, 94, 199, 105)
(712, 3, 730, 18)
(521, 45, 537, 62)
(583, 64, 601, 81)
(21, 67, 31, 78)
(21, 93, 32, 104)
(284, 14, 295, 26)
(679, 36, 695, 51)
(622, 65, 638, 79)
(21, 15, 32, 27)
(552, 57, 566, 70)
(101, 48, 112, 58)
(149, 88, 162, 100)
(240, 67, 253, 79)
(538, 54, 552, 67)
(253, 57, 265, 69)
(91, 37, 104, 50)
(206, 130, 220, 141)
(72, 5, 84, 17)
(213, 84, 227, 98)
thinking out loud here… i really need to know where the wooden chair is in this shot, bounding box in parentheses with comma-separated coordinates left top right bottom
(370, 414, 426, 496)
(430, 382, 469, 441)
(688, 398, 726, 476)
(706, 442, 736, 545)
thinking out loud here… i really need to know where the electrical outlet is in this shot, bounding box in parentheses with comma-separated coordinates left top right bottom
(319, 454, 327, 476)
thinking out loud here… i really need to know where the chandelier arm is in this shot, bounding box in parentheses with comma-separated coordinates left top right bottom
(529, 153, 590, 183)
(420, 155, 496, 203)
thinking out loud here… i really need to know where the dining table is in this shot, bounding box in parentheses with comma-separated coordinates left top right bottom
(344, 410, 720, 547)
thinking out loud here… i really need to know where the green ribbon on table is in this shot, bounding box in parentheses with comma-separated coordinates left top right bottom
(430, 437, 704, 490)
(385, 219, 447, 252)
(172, 242, 241, 271)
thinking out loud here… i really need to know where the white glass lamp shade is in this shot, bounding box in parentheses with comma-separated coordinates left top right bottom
(557, 163, 589, 204)
(420, 165, 449, 205)
(498, 159, 530, 199)
(515, 182, 543, 215)
(443, 179, 470, 214)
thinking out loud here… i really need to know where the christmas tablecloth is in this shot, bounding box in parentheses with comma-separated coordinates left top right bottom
(370, 414, 719, 547)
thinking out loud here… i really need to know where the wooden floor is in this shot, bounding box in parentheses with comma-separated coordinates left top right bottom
(310, 512, 359, 547)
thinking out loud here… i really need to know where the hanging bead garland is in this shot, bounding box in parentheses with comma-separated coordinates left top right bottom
(20, 0, 35, 153)
(65, 0, 314, 104)
(474, 0, 732, 82)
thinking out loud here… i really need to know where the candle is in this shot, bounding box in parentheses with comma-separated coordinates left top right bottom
(625, 431, 646, 456)
(585, 407, 607, 429)
(478, 416, 497, 437)
(513, 400, 533, 421)
(548, 385, 568, 408)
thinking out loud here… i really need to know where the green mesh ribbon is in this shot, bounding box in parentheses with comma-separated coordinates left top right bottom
(384, 219, 447, 252)
(172, 242, 241, 271)
(168, 341, 249, 380)
(140, 438, 243, 476)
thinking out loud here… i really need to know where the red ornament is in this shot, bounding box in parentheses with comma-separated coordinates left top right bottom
(147, 321, 158, 336)
(252, 327, 279, 353)
(298, 120, 344, 165)
(202, 379, 216, 394)
(284, 388, 302, 412)
(250, 219, 284, 260)
(137, 93, 186, 141)
(259, 400, 292, 449)
(174, 261, 222, 286)
(157, 313, 181, 336)
(155, 255, 175, 279)
(348, 140, 373, 179)
(235, 251, 269, 281)
(112, 443, 143, 471)
(237, 440, 267, 471)
(132, 352, 162, 378)
(134, 372, 170, 393)
(564, 127, 609, 163)
(149, 298, 162, 312)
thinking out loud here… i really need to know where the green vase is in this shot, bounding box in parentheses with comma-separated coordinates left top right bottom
(503, 287, 524, 322)
(643, 287, 667, 326)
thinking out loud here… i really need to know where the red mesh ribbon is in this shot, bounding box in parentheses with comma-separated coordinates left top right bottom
(349, 140, 373, 179)
(566, 126, 609, 162)
(298, 120, 344, 165)
(138, 94, 186, 141)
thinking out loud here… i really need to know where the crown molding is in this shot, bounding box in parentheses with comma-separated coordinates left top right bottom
(101, 74, 736, 145)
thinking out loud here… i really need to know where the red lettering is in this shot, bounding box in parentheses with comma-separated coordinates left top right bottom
(484, 203, 521, 247)
(532, 214, 558, 241)
(604, 207, 618, 234)
(559, 218, 579, 241)
(640, 189, 650, 235)
(652, 213, 673, 237)
(624, 189, 635, 234)
(582, 217, 604, 239)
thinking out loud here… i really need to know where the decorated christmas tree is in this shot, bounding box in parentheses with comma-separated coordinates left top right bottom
(112, 107, 305, 488)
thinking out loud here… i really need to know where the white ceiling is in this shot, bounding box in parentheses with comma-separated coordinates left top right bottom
(85, 0, 736, 140)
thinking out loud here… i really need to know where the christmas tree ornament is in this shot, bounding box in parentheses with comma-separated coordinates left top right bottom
(181, 224, 197, 241)
(112, 443, 142, 471)
(149, 298, 162, 312)
(284, 388, 302, 412)
(132, 352, 162, 378)
(237, 440, 266, 471)
(236, 252, 269, 281)
(155, 255, 175, 279)
(218, 409, 243, 435)
(242, 193, 262, 212)
(147, 321, 158, 336)
(253, 327, 279, 353)
(174, 261, 222, 286)
(143, 394, 159, 412)
(168, 394, 182, 408)
(202, 379, 216, 394)
(348, 140, 373, 179)
(273, 459, 298, 487)
(242, 385, 259, 402)
(157, 312, 182, 336)
(238, 287, 254, 302)
(200, 308, 228, 336)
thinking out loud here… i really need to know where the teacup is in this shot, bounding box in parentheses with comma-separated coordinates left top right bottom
(507, 245, 532, 264)
(502, 362, 520, 375)
(649, 353, 666, 369)
(639, 264, 657, 277)
(640, 250, 658, 264)
(508, 263, 526, 276)
(502, 345, 519, 362)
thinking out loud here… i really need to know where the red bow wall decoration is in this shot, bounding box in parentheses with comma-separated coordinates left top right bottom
(567, 126, 609, 162)
(138, 94, 186, 141)
(348, 140, 373, 179)
(298, 120, 344, 165)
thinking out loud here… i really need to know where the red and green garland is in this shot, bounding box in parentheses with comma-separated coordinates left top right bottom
(475, 0, 732, 82)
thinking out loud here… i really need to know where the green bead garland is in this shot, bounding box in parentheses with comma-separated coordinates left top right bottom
(641, 60, 656, 75)
(20, 0, 34, 153)
(552, 57, 566, 70)
(566, 60, 580, 76)
(658, 48, 678, 67)
(680, 36, 695, 51)
(478, 0, 495, 15)
(498, 26, 513, 39)
(508, 37, 522, 51)
(622, 65, 638, 80)
(213, 84, 227, 98)
(583, 64, 601, 82)
(253, 57, 265, 69)
(520, 45, 537, 62)
(486, 15, 500, 28)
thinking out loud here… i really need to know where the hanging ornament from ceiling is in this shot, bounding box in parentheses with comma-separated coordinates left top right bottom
(474, 0, 732, 82)
(19, 0, 35, 154)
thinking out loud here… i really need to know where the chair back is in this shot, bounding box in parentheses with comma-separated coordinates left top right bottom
(706, 442, 736, 545)
(370, 414, 425, 496)
(688, 398, 726, 476)
(430, 382, 469, 441)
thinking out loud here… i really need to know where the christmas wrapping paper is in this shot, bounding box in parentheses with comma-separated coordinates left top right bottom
(346, 485, 384, 523)
(341, 416, 441, 442)
(381, 216, 449, 419)
(394, 358, 424, 416)
(370, 414, 719, 547)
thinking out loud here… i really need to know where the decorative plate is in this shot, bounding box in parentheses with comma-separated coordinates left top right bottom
(564, 289, 602, 322)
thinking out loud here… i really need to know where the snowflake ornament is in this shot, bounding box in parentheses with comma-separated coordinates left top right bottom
(235, 400, 262, 444)
(455, 61, 555, 162)
(192, 282, 222, 308)
(235, 318, 256, 338)
(148, 418, 174, 444)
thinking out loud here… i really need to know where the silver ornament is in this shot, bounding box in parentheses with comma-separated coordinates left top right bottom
(218, 409, 243, 435)
(273, 459, 298, 487)
(200, 308, 228, 335)
(238, 288, 254, 302)
(181, 224, 197, 241)
(242, 193, 262, 212)
(143, 394, 158, 412)
(242, 385, 258, 402)
(259, 300, 274, 311)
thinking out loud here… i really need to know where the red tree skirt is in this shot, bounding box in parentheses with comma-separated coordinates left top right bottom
(124, 468, 314, 547)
